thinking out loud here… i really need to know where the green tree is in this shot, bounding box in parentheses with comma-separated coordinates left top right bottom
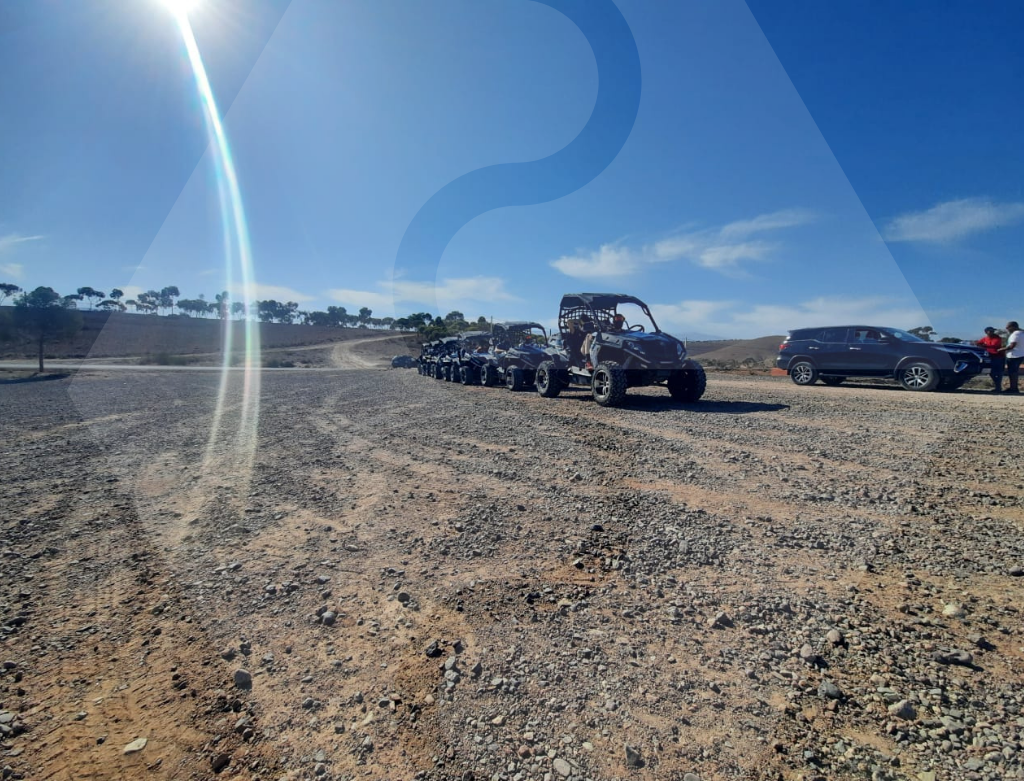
(109, 288, 124, 302)
(13, 287, 83, 372)
(358, 306, 372, 327)
(161, 286, 181, 315)
(231, 301, 245, 320)
(214, 291, 230, 320)
(77, 286, 106, 309)
(98, 299, 125, 312)
(0, 282, 22, 306)
(909, 326, 935, 341)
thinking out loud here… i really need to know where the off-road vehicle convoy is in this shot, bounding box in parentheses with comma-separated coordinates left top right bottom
(416, 293, 707, 407)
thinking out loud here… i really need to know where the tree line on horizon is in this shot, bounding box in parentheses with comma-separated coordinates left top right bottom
(0, 281, 495, 371)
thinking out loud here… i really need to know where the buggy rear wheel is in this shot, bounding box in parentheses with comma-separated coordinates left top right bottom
(506, 367, 526, 392)
(667, 365, 706, 402)
(592, 361, 627, 407)
(535, 361, 563, 398)
(480, 365, 498, 386)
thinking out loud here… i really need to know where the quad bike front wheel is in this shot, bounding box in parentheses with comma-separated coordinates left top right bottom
(592, 361, 627, 407)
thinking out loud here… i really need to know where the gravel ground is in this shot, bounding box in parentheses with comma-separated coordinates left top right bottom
(1, 370, 1023, 781)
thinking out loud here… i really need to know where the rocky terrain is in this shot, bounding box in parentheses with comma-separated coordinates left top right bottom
(2, 369, 1023, 781)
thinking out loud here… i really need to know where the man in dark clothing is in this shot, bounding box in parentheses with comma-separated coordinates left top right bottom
(976, 326, 1005, 392)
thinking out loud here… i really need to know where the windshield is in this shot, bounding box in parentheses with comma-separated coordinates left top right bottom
(887, 328, 926, 342)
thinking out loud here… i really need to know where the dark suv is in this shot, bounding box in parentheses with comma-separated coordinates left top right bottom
(777, 326, 988, 391)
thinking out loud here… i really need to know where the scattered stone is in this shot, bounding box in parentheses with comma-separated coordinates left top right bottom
(708, 611, 733, 629)
(122, 737, 147, 754)
(233, 669, 252, 689)
(888, 700, 916, 720)
(942, 602, 965, 618)
(552, 757, 572, 777)
(825, 628, 843, 645)
(210, 753, 230, 772)
(624, 744, 643, 768)
(933, 649, 974, 666)
(817, 680, 842, 700)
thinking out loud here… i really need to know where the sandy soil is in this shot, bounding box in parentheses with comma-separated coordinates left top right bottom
(2, 371, 1023, 781)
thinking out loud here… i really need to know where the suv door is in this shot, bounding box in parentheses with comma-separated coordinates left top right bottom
(817, 327, 852, 372)
(847, 327, 896, 373)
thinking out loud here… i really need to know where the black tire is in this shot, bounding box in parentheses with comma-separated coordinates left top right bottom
(592, 361, 627, 407)
(480, 365, 498, 386)
(437, 364, 447, 381)
(790, 361, 818, 386)
(668, 365, 707, 402)
(899, 361, 939, 392)
(821, 376, 845, 386)
(536, 361, 563, 398)
(460, 365, 475, 385)
(506, 367, 526, 392)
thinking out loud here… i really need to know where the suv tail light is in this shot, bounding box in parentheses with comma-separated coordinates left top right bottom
(779, 343, 789, 351)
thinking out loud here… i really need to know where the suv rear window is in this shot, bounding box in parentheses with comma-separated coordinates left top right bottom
(821, 327, 849, 342)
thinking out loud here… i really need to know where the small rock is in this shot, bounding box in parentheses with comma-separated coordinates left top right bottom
(684, 774, 702, 781)
(123, 737, 148, 754)
(1008, 565, 1024, 577)
(624, 744, 643, 768)
(321, 611, 336, 626)
(233, 669, 252, 689)
(708, 611, 734, 629)
(210, 753, 230, 772)
(552, 757, 572, 777)
(933, 649, 973, 666)
(825, 629, 843, 645)
(818, 680, 842, 700)
(888, 700, 916, 720)
(942, 603, 965, 618)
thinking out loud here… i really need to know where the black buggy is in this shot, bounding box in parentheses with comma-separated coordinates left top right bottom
(535, 293, 707, 407)
(437, 337, 462, 381)
(481, 322, 552, 391)
(454, 331, 493, 384)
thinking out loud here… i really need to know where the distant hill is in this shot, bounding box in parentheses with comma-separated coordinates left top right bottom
(687, 335, 785, 366)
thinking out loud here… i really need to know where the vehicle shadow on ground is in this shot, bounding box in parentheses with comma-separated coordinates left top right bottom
(0, 372, 71, 385)
(551, 390, 789, 415)
(838, 382, 1001, 395)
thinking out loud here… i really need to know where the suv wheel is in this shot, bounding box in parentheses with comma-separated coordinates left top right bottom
(899, 362, 939, 392)
(592, 361, 627, 407)
(536, 361, 563, 398)
(459, 365, 473, 385)
(790, 361, 818, 386)
(667, 365, 706, 402)
(506, 367, 526, 392)
(821, 376, 845, 386)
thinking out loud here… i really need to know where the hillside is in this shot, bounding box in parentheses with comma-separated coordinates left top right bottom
(686, 334, 785, 366)
(0, 309, 415, 361)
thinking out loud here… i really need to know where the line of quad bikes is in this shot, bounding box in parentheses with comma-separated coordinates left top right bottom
(415, 293, 707, 408)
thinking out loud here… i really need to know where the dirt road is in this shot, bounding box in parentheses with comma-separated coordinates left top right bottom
(2, 372, 1022, 781)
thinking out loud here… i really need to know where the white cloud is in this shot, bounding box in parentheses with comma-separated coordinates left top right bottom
(884, 198, 1024, 242)
(325, 288, 395, 310)
(119, 285, 146, 301)
(0, 233, 43, 255)
(552, 208, 814, 278)
(651, 296, 928, 339)
(328, 276, 520, 313)
(0, 262, 25, 279)
(227, 282, 315, 303)
(718, 208, 816, 239)
(550, 244, 641, 278)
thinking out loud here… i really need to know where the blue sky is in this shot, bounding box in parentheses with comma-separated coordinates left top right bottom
(1, 0, 1021, 339)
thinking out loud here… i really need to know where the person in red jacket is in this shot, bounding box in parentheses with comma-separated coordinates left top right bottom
(976, 326, 1005, 392)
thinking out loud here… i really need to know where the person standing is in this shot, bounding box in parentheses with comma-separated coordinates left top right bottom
(1006, 321, 1024, 394)
(976, 326, 1006, 392)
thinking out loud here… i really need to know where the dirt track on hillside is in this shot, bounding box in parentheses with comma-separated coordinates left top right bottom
(2, 372, 1023, 781)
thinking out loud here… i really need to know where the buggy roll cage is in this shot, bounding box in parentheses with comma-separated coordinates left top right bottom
(557, 293, 662, 336)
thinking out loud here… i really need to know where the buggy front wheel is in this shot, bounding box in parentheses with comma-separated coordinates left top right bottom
(535, 361, 563, 398)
